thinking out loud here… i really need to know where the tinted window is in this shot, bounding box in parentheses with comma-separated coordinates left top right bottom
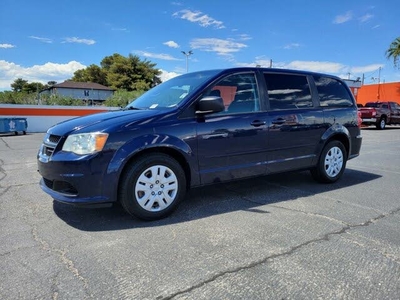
(314, 76, 354, 107)
(264, 73, 312, 110)
(205, 73, 260, 114)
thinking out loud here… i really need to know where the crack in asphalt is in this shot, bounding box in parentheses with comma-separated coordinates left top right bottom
(159, 206, 400, 300)
(31, 226, 93, 299)
(0, 137, 11, 149)
(0, 158, 10, 198)
(269, 204, 349, 226)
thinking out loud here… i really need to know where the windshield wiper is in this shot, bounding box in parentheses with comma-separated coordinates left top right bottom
(123, 106, 141, 110)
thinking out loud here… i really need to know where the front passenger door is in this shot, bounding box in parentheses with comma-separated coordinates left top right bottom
(196, 72, 269, 184)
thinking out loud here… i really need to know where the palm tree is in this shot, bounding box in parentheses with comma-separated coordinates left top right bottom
(386, 37, 400, 68)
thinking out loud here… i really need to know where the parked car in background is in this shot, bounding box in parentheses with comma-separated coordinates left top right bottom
(358, 101, 400, 129)
(37, 67, 362, 220)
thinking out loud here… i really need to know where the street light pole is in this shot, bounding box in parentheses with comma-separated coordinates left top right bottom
(181, 50, 193, 73)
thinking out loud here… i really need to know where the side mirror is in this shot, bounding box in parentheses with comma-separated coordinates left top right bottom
(196, 96, 225, 114)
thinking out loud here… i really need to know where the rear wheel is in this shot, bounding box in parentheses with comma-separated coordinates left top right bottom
(119, 153, 186, 220)
(311, 140, 347, 183)
(376, 117, 386, 130)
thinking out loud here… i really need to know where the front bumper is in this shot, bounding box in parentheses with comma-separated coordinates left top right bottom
(39, 178, 111, 205)
(37, 140, 117, 205)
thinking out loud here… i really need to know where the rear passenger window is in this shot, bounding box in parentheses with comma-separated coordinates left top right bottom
(264, 73, 312, 110)
(314, 76, 353, 107)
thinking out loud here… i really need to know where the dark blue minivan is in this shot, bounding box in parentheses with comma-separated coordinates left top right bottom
(37, 67, 362, 220)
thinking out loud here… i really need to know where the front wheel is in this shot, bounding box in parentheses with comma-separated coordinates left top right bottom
(311, 141, 347, 183)
(119, 153, 186, 220)
(376, 117, 386, 130)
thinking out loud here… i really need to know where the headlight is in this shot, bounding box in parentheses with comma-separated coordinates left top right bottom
(62, 132, 109, 155)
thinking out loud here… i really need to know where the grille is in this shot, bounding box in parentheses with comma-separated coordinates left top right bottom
(40, 134, 62, 158)
(48, 134, 61, 144)
(44, 146, 55, 156)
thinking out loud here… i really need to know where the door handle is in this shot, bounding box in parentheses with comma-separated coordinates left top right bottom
(271, 118, 285, 125)
(251, 120, 266, 127)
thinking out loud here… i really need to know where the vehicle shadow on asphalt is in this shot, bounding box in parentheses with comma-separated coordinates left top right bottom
(53, 168, 381, 231)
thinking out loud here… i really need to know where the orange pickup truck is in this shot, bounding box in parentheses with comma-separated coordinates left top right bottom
(358, 101, 400, 129)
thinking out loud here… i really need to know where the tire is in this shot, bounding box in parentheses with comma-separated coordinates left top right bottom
(311, 140, 347, 183)
(376, 117, 386, 130)
(119, 153, 186, 220)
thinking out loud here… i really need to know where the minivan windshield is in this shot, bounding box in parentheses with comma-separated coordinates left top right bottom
(126, 70, 220, 110)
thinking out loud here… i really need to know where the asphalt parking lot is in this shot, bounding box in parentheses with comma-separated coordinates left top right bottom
(1, 128, 400, 299)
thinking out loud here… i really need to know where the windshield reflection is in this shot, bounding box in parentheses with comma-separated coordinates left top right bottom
(126, 70, 220, 110)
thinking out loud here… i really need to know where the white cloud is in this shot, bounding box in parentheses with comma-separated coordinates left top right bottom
(29, 36, 53, 43)
(173, 10, 225, 29)
(163, 41, 179, 48)
(283, 43, 301, 50)
(0, 44, 16, 49)
(159, 69, 180, 82)
(62, 37, 96, 45)
(111, 27, 129, 32)
(238, 34, 252, 41)
(0, 60, 86, 90)
(237, 59, 386, 81)
(350, 64, 383, 74)
(286, 60, 345, 73)
(333, 11, 353, 24)
(359, 13, 373, 23)
(236, 60, 271, 68)
(135, 50, 179, 61)
(190, 38, 247, 55)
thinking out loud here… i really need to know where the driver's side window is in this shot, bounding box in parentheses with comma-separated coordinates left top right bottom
(205, 73, 260, 114)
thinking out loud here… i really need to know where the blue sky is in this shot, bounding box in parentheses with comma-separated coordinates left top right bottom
(0, 0, 399, 91)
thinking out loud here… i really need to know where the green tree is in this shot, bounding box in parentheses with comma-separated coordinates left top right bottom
(71, 64, 108, 86)
(386, 37, 400, 68)
(103, 89, 144, 107)
(0, 90, 38, 104)
(10, 78, 46, 94)
(11, 78, 28, 92)
(101, 53, 161, 91)
(23, 82, 45, 94)
(39, 94, 86, 106)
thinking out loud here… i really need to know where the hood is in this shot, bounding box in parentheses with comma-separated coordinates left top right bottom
(47, 109, 166, 136)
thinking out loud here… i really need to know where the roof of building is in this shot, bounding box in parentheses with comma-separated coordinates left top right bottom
(46, 81, 114, 91)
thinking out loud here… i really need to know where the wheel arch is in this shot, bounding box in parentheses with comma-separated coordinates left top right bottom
(120, 146, 192, 191)
(106, 134, 196, 203)
(313, 125, 351, 165)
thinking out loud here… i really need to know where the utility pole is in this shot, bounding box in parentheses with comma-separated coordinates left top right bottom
(378, 66, 381, 84)
(181, 50, 193, 73)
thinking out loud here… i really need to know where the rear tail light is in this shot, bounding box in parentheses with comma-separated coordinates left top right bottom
(372, 110, 376, 117)
(357, 110, 362, 128)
